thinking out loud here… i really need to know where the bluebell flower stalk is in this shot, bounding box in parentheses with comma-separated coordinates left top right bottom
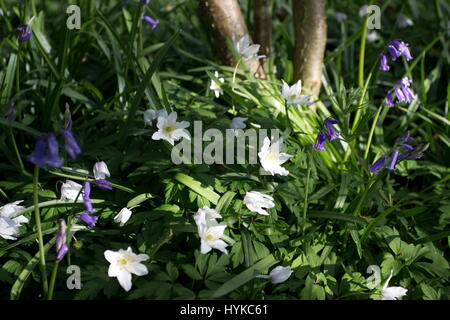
(313, 118, 339, 151)
(368, 131, 425, 174)
(385, 77, 416, 107)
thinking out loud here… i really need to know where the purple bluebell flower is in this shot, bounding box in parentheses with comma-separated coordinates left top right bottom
(79, 213, 98, 229)
(368, 156, 386, 174)
(324, 118, 339, 141)
(27, 134, 64, 168)
(401, 87, 414, 102)
(46, 134, 64, 168)
(55, 219, 68, 263)
(27, 136, 47, 167)
(140, 0, 150, 5)
(398, 143, 427, 161)
(397, 77, 412, 87)
(385, 91, 394, 107)
(17, 24, 32, 43)
(313, 132, 327, 151)
(386, 149, 399, 171)
(56, 244, 68, 262)
(398, 149, 424, 161)
(393, 77, 416, 104)
(391, 40, 413, 61)
(396, 131, 414, 144)
(60, 130, 81, 160)
(93, 179, 113, 191)
(394, 87, 406, 103)
(380, 54, 390, 71)
(82, 181, 95, 213)
(388, 44, 401, 61)
(143, 15, 159, 29)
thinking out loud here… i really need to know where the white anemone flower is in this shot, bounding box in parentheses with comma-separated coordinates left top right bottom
(104, 247, 149, 292)
(151, 111, 191, 146)
(60, 180, 83, 201)
(198, 223, 228, 254)
(210, 71, 225, 98)
(258, 137, 293, 176)
(93, 161, 110, 180)
(256, 266, 293, 284)
(381, 270, 408, 300)
(243, 191, 275, 216)
(230, 117, 248, 130)
(366, 31, 380, 43)
(143, 108, 168, 126)
(233, 34, 264, 60)
(0, 201, 28, 240)
(281, 79, 312, 106)
(397, 14, 414, 28)
(194, 206, 222, 229)
(114, 207, 133, 226)
(359, 5, 369, 17)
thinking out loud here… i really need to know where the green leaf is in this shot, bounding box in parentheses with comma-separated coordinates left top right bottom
(10, 237, 56, 300)
(308, 210, 367, 225)
(174, 173, 220, 205)
(212, 254, 277, 298)
(215, 191, 236, 215)
(182, 264, 202, 281)
(127, 193, 153, 208)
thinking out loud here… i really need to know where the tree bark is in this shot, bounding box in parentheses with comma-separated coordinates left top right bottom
(252, 0, 272, 58)
(198, 0, 265, 78)
(292, 0, 327, 100)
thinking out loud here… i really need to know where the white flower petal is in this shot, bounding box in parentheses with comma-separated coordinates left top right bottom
(130, 262, 149, 276)
(116, 270, 133, 291)
(104, 250, 118, 264)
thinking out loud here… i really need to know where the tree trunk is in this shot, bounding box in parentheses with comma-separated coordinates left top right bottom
(252, 0, 272, 58)
(198, 0, 265, 78)
(292, 0, 327, 101)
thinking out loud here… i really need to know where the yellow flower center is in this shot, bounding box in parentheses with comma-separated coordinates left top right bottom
(266, 152, 278, 161)
(120, 259, 127, 265)
(206, 232, 218, 242)
(290, 94, 298, 100)
(164, 126, 174, 134)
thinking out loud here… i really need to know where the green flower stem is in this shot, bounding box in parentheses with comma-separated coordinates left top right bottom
(358, 13, 369, 89)
(302, 149, 313, 234)
(364, 103, 385, 160)
(12, 199, 106, 218)
(33, 165, 48, 296)
(284, 102, 293, 129)
(47, 170, 134, 193)
(47, 262, 59, 300)
(8, 127, 24, 172)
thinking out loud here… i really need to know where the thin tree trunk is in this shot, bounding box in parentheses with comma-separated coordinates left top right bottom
(292, 0, 327, 103)
(252, 0, 272, 58)
(198, 0, 265, 78)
